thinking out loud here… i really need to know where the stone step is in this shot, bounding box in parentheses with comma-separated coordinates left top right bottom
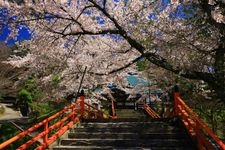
(60, 139, 192, 147)
(53, 145, 194, 150)
(78, 119, 181, 129)
(68, 132, 186, 139)
(73, 126, 182, 133)
(81, 121, 175, 128)
(82, 118, 151, 123)
(115, 109, 145, 118)
(82, 117, 179, 123)
(51, 117, 195, 150)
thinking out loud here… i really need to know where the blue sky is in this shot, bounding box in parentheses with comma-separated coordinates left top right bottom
(0, 0, 195, 45)
(0, 8, 31, 45)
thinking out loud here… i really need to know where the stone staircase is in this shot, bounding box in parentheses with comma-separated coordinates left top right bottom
(52, 109, 196, 150)
(115, 109, 147, 119)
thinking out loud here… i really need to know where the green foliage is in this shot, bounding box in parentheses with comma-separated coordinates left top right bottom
(136, 59, 149, 71)
(18, 89, 32, 105)
(51, 74, 61, 87)
(15, 76, 64, 119)
(16, 77, 44, 117)
(30, 102, 53, 115)
(25, 77, 36, 91)
(29, 101, 65, 117)
(24, 77, 42, 101)
(194, 106, 225, 139)
(28, 101, 66, 123)
(0, 123, 39, 150)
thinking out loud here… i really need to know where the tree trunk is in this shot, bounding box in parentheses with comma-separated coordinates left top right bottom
(213, 45, 225, 101)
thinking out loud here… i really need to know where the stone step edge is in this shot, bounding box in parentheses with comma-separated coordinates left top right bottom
(52, 145, 189, 149)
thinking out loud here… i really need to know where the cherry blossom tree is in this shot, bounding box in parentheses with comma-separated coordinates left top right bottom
(0, 0, 224, 102)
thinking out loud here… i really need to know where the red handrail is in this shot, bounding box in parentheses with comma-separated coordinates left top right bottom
(0, 96, 112, 150)
(174, 92, 225, 150)
(2, 92, 223, 150)
(143, 103, 160, 118)
(0, 99, 82, 150)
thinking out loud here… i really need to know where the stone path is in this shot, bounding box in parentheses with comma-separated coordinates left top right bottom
(0, 103, 22, 121)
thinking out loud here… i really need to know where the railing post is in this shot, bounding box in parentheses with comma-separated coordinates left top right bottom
(173, 85, 179, 116)
(44, 122, 48, 144)
(79, 89, 85, 115)
(111, 99, 117, 119)
(80, 96, 85, 115)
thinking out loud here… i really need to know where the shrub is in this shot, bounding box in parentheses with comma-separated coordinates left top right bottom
(25, 77, 42, 101)
(17, 89, 32, 106)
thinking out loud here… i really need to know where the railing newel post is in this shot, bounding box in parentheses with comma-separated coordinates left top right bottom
(44, 122, 48, 144)
(80, 96, 85, 115)
(173, 85, 179, 116)
(78, 89, 85, 116)
(111, 99, 116, 119)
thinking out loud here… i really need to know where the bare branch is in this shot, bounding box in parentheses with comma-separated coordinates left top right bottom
(49, 28, 120, 36)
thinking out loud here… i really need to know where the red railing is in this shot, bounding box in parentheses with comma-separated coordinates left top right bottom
(1, 91, 224, 150)
(174, 92, 225, 150)
(0, 96, 113, 150)
(143, 103, 160, 118)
